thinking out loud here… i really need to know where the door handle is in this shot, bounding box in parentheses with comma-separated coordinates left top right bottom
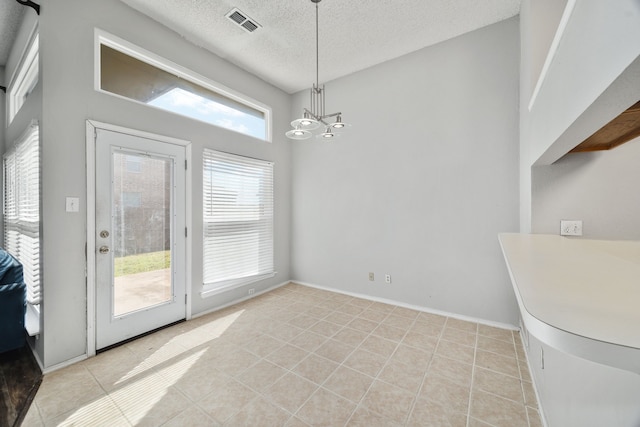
(99, 246, 110, 254)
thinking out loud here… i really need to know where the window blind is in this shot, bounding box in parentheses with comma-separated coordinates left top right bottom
(203, 149, 274, 291)
(3, 123, 40, 305)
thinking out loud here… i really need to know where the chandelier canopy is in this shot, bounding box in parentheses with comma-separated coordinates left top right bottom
(286, 0, 349, 140)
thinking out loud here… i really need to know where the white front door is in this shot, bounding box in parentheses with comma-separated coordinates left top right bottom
(94, 128, 186, 350)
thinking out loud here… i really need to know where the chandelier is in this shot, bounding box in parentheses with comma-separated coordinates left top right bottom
(286, 0, 349, 140)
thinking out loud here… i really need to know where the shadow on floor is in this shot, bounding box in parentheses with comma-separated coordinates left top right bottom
(0, 345, 42, 427)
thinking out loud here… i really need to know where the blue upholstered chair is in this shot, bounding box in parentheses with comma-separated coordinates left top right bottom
(0, 249, 26, 353)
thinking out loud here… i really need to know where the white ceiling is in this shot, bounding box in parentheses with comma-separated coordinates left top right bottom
(121, 0, 521, 94)
(0, 1, 25, 67)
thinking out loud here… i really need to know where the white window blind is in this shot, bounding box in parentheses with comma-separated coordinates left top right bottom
(203, 149, 274, 291)
(3, 123, 40, 305)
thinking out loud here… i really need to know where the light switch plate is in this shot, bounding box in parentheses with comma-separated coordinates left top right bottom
(66, 197, 80, 213)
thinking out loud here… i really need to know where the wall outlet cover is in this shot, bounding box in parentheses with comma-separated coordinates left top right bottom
(560, 220, 583, 236)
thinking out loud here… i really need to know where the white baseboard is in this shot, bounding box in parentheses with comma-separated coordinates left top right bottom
(42, 354, 88, 374)
(26, 340, 44, 373)
(291, 280, 519, 331)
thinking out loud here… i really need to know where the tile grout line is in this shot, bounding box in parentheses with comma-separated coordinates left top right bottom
(33, 284, 528, 427)
(348, 306, 419, 426)
(324, 299, 397, 426)
(514, 331, 535, 427)
(465, 321, 479, 427)
(258, 296, 387, 425)
(403, 317, 446, 426)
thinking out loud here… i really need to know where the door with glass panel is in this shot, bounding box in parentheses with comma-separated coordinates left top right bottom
(95, 128, 186, 349)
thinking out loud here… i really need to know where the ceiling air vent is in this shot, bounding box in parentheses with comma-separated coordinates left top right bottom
(225, 8, 261, 33)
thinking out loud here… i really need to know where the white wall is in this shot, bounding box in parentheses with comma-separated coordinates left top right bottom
(37, 0, 291, 369)
(532, 137, 640, 240)
(291, 18, 520, 326)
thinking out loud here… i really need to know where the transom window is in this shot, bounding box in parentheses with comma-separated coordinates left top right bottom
(96, 32, 270, 141)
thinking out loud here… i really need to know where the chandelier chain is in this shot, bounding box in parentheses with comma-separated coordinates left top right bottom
(285, 0, 348, 140)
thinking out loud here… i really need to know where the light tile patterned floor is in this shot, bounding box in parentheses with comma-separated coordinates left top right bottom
(23, 283, 542, 426)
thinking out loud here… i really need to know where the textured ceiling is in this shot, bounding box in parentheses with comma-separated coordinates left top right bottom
(121, 0, 521, 94)
(0, 1, 25, 67)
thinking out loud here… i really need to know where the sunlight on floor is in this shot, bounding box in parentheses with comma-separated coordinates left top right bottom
(120, 309, 245, 382)
(55, 309, 245, 425)
(27, 284, 542, 426)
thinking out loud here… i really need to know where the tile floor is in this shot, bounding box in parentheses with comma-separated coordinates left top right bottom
(22, 283, 542, 426)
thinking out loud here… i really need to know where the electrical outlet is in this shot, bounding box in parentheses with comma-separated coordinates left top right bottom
(560, 220, 583, 236)
(385, 274, 391, 284)
(369, 272, 374, 281)
(248, 288, 255, 295)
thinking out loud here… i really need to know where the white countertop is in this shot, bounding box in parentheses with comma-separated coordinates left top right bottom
(499, 233, 640, 356)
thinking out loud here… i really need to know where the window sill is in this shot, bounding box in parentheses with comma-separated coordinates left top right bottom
(201, 272, 277, 299)
(25, 303, 40, 337)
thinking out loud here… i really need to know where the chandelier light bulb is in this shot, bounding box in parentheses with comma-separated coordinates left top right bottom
(331, 115, 349, 129)
(291, 116, 320, 130)
(285, 126, 312, 140)
(321, 127, 335, 138)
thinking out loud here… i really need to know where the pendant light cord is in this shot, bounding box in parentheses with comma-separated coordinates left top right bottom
(315, 1, 319, 89)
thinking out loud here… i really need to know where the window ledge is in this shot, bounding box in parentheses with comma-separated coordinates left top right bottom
(201, 272, 277, 299)
(25, 304, 40, 337)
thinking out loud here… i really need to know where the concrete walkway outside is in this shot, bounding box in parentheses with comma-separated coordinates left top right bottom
(113, 268, 171, 316)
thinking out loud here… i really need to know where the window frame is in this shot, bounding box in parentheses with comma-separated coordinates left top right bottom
(94, 29, 272, 142)
(202, 149, 275, 296)
(7, 31, 39, 125)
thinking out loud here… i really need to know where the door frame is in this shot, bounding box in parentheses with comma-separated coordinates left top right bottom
(85, 120, 192, 357)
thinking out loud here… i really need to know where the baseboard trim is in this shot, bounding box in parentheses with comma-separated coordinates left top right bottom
(42, 354, 88, 374)
(26, 340, 44, 373)
(291, 280, 519, 331)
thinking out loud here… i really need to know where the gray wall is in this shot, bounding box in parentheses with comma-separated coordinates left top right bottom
(521, 0, 640, 240)
(37, 0, 291, 369)
(518, 0, 566, 232)
(520, 0, 640, 232)
(291, 18, 520, 326)
(532, 137, 640, 240)
(522, 0, 567, 104)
